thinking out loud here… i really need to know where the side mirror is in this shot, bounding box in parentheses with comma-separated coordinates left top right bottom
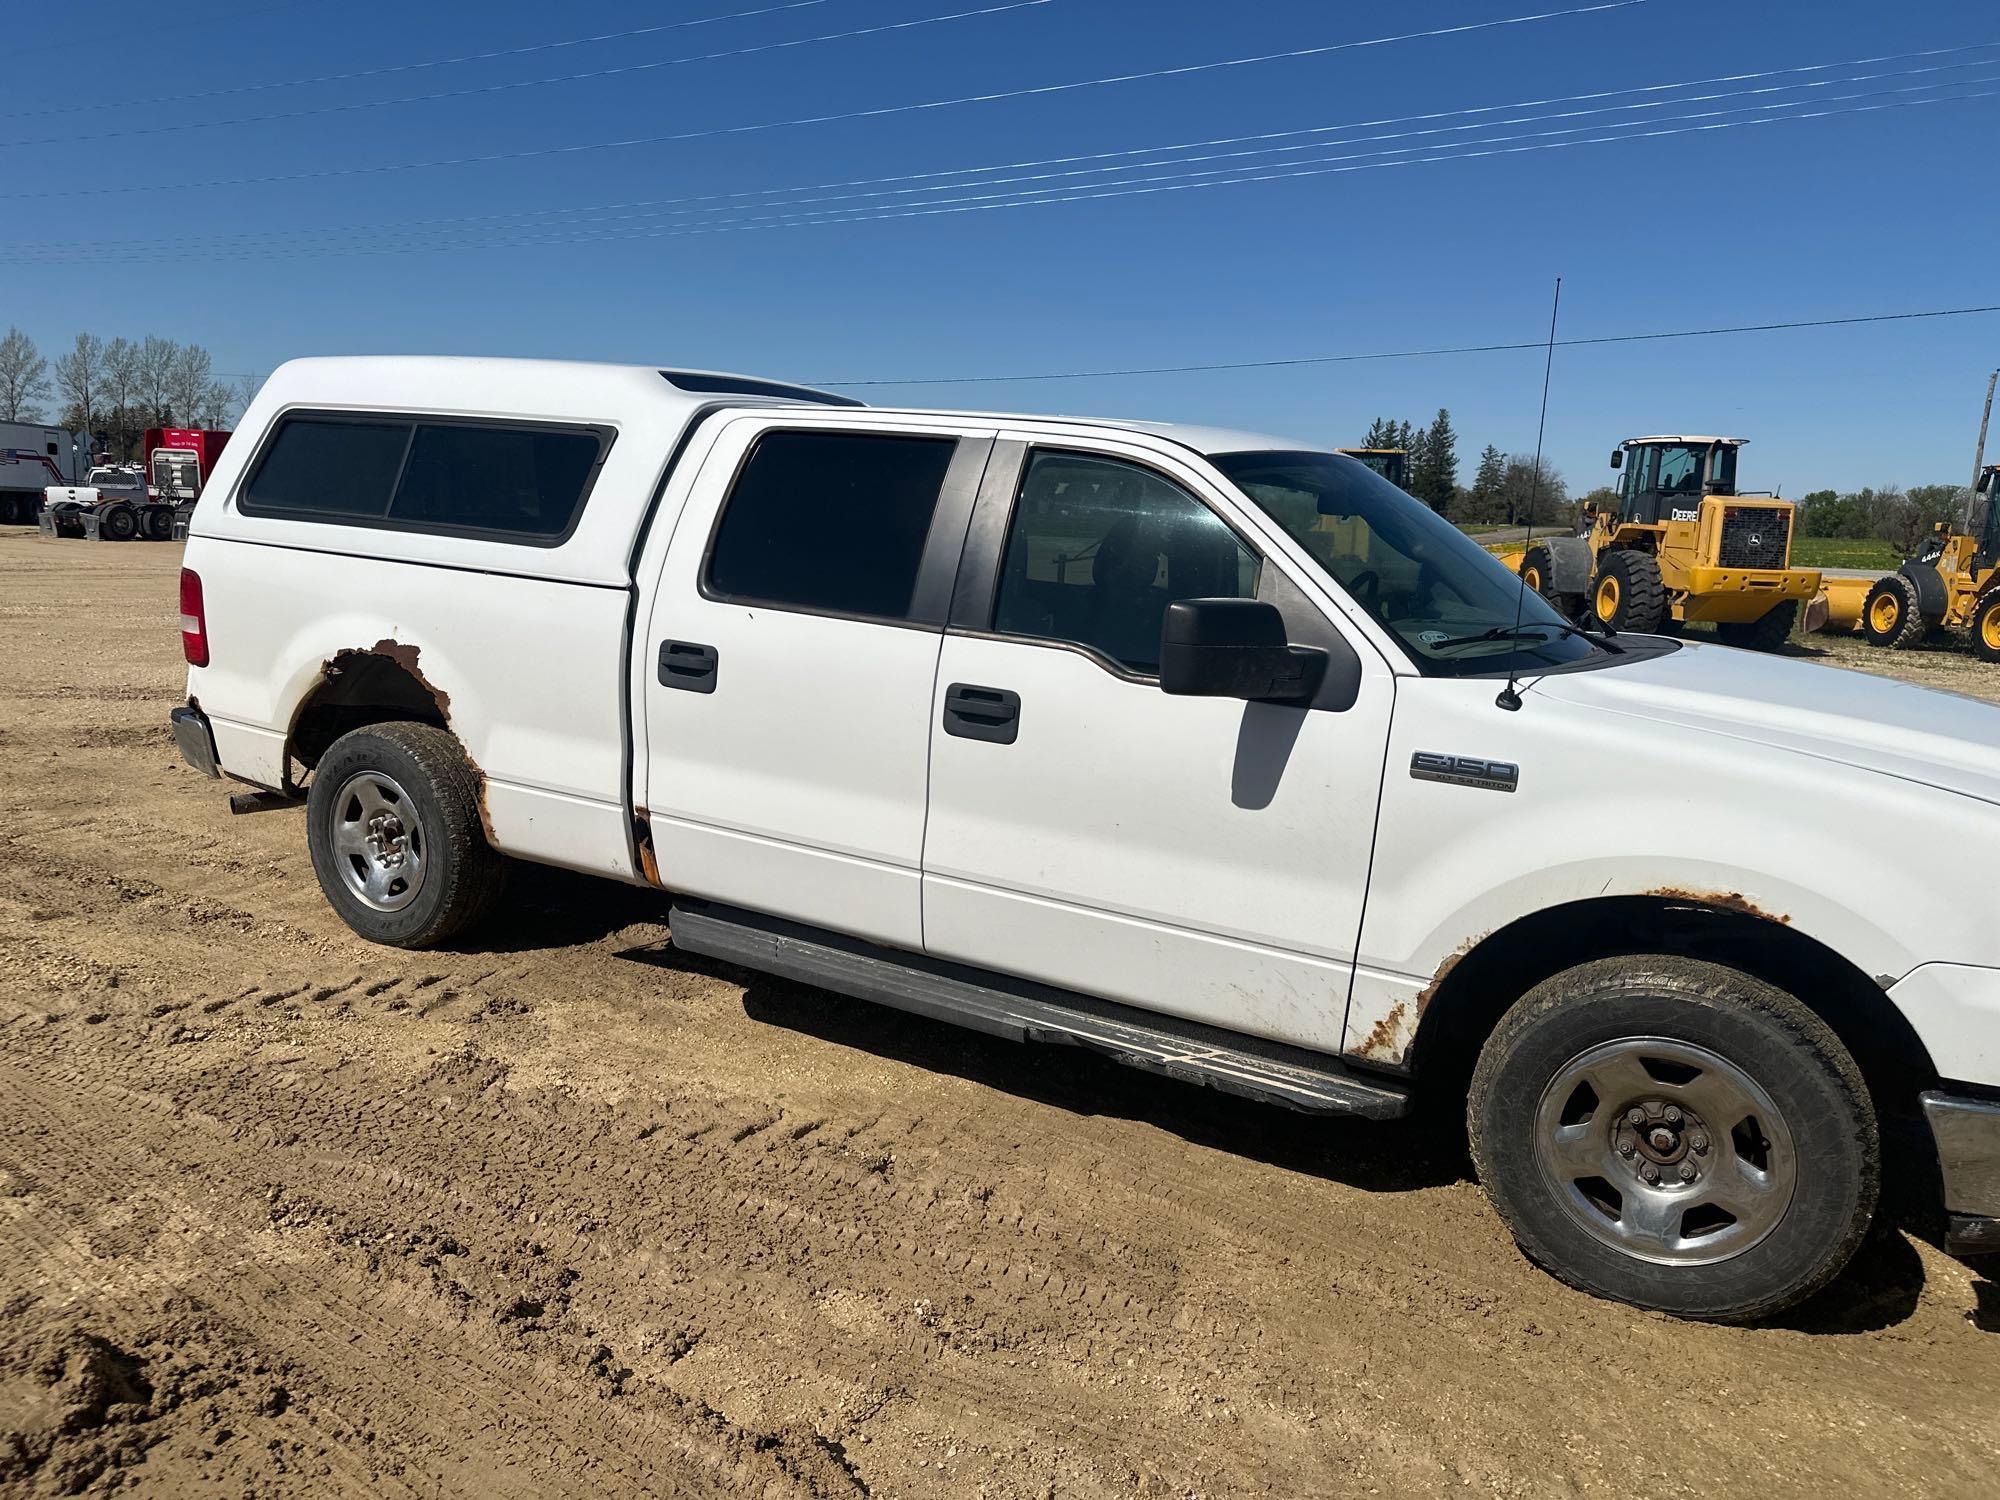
(1609, 449, 1624, 470)
(1159, 598, 1327, 704)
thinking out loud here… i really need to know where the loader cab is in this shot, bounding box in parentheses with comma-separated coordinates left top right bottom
(1335, 448, 1409, 490)
(1609, 437, 1744, 525)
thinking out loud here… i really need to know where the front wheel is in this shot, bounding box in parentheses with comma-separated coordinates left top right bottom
(1468, 956, 1877, 1322)
(306, 721, 506, 948)
(1971, 590, 2000, 664)
(1861, 572, 1926, 649)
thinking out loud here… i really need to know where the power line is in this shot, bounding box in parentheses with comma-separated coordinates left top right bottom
(814, 305, 2000, 388)
(15, 43, 1993, 257)
(2, 1, 1055, 151)
(1, 0, 836, 120)
(8, 74, 1987, 265)
(0, 0, 1651, 201)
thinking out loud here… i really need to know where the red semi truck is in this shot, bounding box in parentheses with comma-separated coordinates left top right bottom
(147, 427, 232, 504)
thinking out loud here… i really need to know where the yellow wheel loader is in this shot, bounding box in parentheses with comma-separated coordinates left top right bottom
(1500, 436, 1820, 651)
(1336, 447, 1408, 489)
(1823, 465, 2000, 660)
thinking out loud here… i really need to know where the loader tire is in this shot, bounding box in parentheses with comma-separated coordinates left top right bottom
(1715, 599, 1798, 653)
(306, 721, 507, 949)
(1861, 572, 1926, 649)
(1591, 549, 1667, 634)
(1520, 545, 1583, 617)
(1973, 590, 2000, 664)
(1468, 955, 1877, 1323)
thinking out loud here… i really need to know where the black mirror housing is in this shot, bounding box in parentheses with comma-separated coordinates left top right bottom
(1609, 448, 1624, 470)
(1159, 598, 1327, 704)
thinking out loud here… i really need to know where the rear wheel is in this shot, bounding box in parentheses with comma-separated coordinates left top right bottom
(100, 504, 138, 540)
(306, 721, 506, 948)
(1862, 572, 1926, 649)
(1973, 590, 2000, 664)
(0, 495, 18, 524)
(1714, 599, 1798, 653)
(141, 505, 174, 540)
(1468, 956, 1877, 1322)
(1592, 549, 1667, 633)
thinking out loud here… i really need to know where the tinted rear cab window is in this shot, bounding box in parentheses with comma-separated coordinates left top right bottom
(705, 430, 957, 621)
(239, 413, 608, 543)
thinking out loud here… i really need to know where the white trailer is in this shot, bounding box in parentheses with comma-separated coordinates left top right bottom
(1, 421, 90, 524)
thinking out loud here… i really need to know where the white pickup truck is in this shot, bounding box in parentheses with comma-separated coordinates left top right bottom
(172, 356, 2000, 1322)
(42, 464, 163, 539)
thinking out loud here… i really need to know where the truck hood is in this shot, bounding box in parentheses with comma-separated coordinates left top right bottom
(1534, 638, 2000, 809)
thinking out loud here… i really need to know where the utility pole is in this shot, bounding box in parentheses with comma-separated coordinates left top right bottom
(1965, 368, 1998, 533)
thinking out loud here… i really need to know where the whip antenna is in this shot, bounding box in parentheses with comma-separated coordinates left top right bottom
(1497, 275, 1563, 712)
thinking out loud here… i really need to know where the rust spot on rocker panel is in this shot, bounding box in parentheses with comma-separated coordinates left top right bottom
(1356, 1003, 1408, 1061)
(1647, 887, 1790, 925)
(632, 805, 662, 887)
(1356, 932, 1489, 1065)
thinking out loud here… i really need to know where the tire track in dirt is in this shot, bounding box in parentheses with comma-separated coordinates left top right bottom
(9, 539, 2000, 1498)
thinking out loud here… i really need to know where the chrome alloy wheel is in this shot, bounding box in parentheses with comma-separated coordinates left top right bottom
(329, 770, 427, 912)
(1534, 1037, 1796, 1266)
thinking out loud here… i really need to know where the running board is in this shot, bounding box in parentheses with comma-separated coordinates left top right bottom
(668, 902, 1409, 1119)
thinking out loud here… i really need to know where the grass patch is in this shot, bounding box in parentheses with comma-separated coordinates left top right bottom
(1789, 537, 1900, 570)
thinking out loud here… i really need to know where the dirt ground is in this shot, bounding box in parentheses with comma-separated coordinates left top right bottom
(4, 534, 2000, 1499)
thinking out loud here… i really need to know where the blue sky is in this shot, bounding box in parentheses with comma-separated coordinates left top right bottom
(10, 0, 1998, 494)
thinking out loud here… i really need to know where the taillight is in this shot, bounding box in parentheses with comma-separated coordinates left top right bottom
(179, 567, 209, 667)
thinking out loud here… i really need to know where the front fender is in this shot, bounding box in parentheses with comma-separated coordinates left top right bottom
(1343, 676, 1974, 1066)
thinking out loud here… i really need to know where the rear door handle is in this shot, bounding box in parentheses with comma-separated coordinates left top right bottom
(942, 682, 1020, 744)
(658, 639, 718, 693)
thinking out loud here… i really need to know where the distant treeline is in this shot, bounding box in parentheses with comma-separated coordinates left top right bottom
(0, 326, 260, 461)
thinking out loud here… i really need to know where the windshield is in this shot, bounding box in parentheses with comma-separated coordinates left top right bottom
(1210, 450, 1601, 675)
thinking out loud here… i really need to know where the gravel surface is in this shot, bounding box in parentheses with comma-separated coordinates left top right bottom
(3, 533, 1998, 1498)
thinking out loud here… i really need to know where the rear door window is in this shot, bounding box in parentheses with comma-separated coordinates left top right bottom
(704, 430, 958, 621)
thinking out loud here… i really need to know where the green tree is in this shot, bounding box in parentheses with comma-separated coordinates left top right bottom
(1412, 407, 1458, 513)
(1361, 416, 1399, 449)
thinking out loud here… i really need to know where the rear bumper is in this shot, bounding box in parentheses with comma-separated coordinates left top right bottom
(170, 704, 221, 779)
(1922, 1090, 2000, 1256)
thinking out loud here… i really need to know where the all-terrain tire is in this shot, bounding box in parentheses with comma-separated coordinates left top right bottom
(1714, 599, 1798, 653)
(1467, 955, 1877, 1323)
(1861, 572, 1926, 649)
(306, 721, 507, 948)
(1971, 590, 2000, 664)
(1592, 549, 1667, 634)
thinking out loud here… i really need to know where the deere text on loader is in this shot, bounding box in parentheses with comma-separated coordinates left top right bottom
(1502, 436, 1819, 652)
(1837, 464, 2000, 661)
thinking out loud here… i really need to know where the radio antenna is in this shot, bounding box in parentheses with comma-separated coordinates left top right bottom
(1496, 275, 1563, 713)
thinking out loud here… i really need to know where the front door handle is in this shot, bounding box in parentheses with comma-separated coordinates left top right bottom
(658, 639, 718, 693)
(942, 682, 1020, 744)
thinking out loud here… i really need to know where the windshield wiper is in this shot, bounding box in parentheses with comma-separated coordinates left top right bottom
(1434, 621, 1623, 654)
